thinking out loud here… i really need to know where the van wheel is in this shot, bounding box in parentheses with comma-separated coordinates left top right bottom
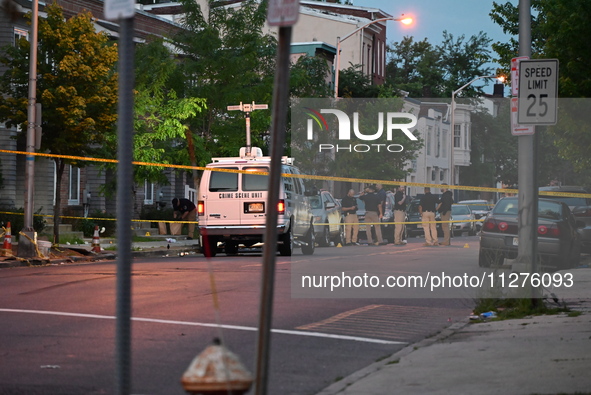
(301, 226, 315, 255)
(278, 227, 293, 256)
(225, 242, 239, 256)
(202, 237, 218, 258)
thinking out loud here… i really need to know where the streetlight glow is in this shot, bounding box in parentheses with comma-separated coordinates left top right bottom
(334, 14, 415, 98)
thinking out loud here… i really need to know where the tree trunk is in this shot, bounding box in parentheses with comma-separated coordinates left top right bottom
(53, 158, 65, 245)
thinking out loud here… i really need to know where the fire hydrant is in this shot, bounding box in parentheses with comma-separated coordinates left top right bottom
(181, 338, 253, 395)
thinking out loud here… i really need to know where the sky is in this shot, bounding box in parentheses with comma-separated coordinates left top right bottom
(354, 0, 516, 47)
(353, 0, 518, 91)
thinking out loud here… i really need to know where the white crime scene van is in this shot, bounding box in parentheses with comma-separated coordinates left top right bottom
(197, 146, 315, 257)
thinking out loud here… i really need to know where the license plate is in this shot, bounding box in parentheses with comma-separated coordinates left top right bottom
(246, 202, 264, 213)
(512, 237, 519, 246)
(417, 224, 423, 229)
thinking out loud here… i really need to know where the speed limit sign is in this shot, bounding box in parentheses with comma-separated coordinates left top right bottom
(518, 59, 559, 125)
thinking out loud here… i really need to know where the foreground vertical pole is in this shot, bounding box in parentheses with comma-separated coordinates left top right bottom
(116, 17, 134, 395)
(20, 0, 39, 257)
(516, 0, 540, 301)
(254, 25, 293, 395)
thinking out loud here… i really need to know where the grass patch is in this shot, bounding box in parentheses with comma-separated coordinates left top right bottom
(132, 235, 161, 242)
(386, 359, 400, 365)
(473, 298, 571, 321)
(58, 235, 85, 245)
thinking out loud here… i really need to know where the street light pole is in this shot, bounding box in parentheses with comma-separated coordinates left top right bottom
(449, 75, 498, 196)
(334, 16, 411, 98)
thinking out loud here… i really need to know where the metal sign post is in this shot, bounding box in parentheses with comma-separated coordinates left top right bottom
(254, 2, 299, 394)
(105, 1, 135, 393)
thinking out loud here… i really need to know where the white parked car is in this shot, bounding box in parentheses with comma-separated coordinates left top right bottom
(451, 204, 476, 236)
(458, 199, 493, 230)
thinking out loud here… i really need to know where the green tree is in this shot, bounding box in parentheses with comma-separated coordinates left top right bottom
(98, 39, 207, 198)
(0, 2, 118, 242)
(290, 55, 332, 98)
(172, 0, 276, 158)
(338, 64, 380, 98)
(385, 36, 443, 98)
(386, 32, 494, 99)
(490, 0, 591, 182)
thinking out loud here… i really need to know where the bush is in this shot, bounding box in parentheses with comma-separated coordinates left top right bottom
(61, 207, 116, 238)
(0, 206, 47, 235)
(140, 205, 174, 227)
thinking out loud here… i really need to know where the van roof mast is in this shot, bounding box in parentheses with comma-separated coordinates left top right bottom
(227, 102, 269, 157)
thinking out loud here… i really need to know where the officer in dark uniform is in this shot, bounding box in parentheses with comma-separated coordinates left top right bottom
(419, 187, 439, 246)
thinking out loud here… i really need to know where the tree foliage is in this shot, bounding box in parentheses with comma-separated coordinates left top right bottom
(97, 38, 207, 196)
(490, 0, 591, 180)
(290, 55, 332, 98)
(172, 0, 276, 158)
(386, 31, 494, 99)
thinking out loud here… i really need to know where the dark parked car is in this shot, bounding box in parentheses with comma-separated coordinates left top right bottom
(406, 199, 451, 238)
(310, 190, 345, 247)
(479, 197, 583, 269)
(539, 186, 591, 253)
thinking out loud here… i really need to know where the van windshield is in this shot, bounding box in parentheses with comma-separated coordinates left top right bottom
(243, 167, 269, 191)
(209, 168, 238, 192)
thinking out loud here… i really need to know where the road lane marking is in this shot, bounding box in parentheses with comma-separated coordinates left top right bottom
(0, 308, 406, 345)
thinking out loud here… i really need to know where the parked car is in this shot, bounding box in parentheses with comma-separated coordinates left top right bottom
(539, 186, 591, 253)
(458, 199, 493, 230)
(451, 204, 476, 236)
(406, 199, 451, 238)
(479, 197, 583, 268)
(310, 190, 345, 247)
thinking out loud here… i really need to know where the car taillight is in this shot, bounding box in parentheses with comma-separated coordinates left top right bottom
(483, 218, 496, 231)
(482, 218, 514, 233)
(277, 199, 285, 215)
(197, 201, 204, 216)
(538, 224, 560, 237)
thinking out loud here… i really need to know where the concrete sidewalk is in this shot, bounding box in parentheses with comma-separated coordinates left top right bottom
(317, 266, 591, 395)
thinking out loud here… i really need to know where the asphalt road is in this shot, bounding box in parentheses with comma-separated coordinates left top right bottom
(0, 236, 480, 395)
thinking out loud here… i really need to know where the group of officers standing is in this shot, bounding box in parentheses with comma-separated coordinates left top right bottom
(340, 184, 454, 247)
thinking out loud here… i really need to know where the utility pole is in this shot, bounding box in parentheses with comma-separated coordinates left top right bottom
(516, 0, 541, 302)
(20, 0, 39, 258)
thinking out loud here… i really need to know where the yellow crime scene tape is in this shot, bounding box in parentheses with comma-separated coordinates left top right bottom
(1, 148, 589, 227)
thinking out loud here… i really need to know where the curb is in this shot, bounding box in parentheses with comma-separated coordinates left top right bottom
(314, 320, 470, 395)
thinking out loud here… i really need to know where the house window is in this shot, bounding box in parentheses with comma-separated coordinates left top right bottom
(427, 127, 432, 156)
(454, 124, 461, 148)
(435, 127, 441, 158)
(431, 169, 436, 181)
(442, 131, 448, 158)
(144, 180, 154, 204)
(440, 169, 445, 181)
(14, 28, 28, 46)
(68, 166, 80, 205)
